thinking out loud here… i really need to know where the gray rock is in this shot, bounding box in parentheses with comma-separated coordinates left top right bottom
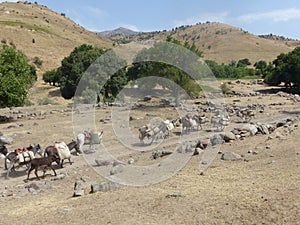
(210, 134, 224, 146)
(128, 158, 135, 164)
(221, 131, 236, 142)
(231, 129, 240, 135)
(221, 152, 242, 161)
(110, 164, 125, 175)
(242, 124, 258, 136)
(95, 159, 111, 166)
(257, 124, 269, 135)
(90, 181, 123, 193)
(51, 173, 66, 180)
(0, 136, 13, 145)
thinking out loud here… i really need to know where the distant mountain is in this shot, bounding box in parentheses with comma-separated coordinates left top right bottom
(99, 27, 139, 37)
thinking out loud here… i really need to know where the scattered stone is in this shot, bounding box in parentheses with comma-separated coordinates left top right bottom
(51, 173, 66, 181)
(166, 193, 184, 198)
(221, 131, 236, 142)
(95, 159, 111, 166)
(210, 134, 224, 146)
(73, 177, 91, 197)
(152, 150, 172, 159)
(26, 181, 51, 194)
(112, 160, 126, 167)
(242, 124, 258, 136)
(110, 164, 125, 175)
(128, 158, 135, 164)
(221, 152, 242, 161)
(0, 136, 14, 145)
(90, 181, 123, 193)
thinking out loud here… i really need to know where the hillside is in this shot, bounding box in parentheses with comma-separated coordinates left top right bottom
(0, 1, 112, 72)
(117, 22, 300, 64)
(0, 1, 112, 105)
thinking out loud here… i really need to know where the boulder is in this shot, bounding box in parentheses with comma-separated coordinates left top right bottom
(221, 131, 236, 142)
(110, 164, 125, 175)
(0, 136, 14, 145)
(210, 134, 224, 146)
(90, 181, 123, 193)
(221, 152, 242, 161)
(242, 124, 258, 136)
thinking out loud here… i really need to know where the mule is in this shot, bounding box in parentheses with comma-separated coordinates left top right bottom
(26, 154, 61, 181)
(76, 130, 103, 152)
(5, 144, 43, 178)
(138, 122, 168, 144)
(44, 141, 75, 167)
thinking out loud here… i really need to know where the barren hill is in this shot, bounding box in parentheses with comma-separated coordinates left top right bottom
(0, 1, 112, 72)
(126, 22, 300, 64)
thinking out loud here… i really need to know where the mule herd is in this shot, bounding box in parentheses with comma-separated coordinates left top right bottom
(138, 103, 256, 145)
(0, 130, 103, 181)
(0, 102, 256, 182)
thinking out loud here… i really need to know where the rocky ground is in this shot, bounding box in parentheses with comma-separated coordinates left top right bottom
(0, 80, 299, 225)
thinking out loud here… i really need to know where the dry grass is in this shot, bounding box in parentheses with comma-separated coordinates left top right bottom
(138, 22, 300, 64)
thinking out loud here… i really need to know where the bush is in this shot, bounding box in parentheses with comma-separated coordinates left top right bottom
(220, 83, 231, 94)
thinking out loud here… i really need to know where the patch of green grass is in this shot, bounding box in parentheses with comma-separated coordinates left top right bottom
(0, 20, 52, 34)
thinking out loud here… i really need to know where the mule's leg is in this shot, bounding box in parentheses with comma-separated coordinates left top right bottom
(50, 165, 57, 177)
(69, 158, 73, 165)
(27, 166, 34, 180)
(34, 168, 40, 180)
(60, 159, 64, 168)
(6, 161, 15, 179)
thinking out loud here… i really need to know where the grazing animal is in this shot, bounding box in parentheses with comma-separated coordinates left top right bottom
(181, 115, 201, 134)
(26, 154, 60, 181)
(211, 115, 230, 131)
(44, 142, 72, 168)
(193, 115, 209, 130)
(76, 130, 103, 152)
(138, 122, 168, 144)
(5, 144, 43, 178)
(4, 144, 42, 170)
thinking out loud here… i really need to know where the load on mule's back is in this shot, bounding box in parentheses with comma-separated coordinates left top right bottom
(76, 129, 103, 152)
(138, 118, 169, 145)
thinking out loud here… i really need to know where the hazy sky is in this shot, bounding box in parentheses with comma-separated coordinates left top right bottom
(2, 0, 300, 39)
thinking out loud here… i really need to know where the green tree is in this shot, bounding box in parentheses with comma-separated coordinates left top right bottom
(237, 58, 251, 67)
(42, 68, 60, 86)
(0, 45, 36, 107)
(59, 44, 107, 99)
(254, 60, 267, 77)
(264, 47, 300, 89)
(127, 41, 203, 98)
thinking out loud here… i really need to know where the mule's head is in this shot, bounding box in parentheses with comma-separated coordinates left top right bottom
(51, 154, 61, 165)
(33, 144, 43, 156)
(0, 145, 8, 156)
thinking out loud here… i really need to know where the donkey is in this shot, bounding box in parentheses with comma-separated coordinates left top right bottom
(5, 144, 43, 178)
(26, 154, 61, 181)
(138, 122, 168, 144)
(44, 141, 73, 168)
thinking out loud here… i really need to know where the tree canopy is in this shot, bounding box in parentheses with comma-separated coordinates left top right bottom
(0, 45, 36, 107)
(264, 47, 300, 89)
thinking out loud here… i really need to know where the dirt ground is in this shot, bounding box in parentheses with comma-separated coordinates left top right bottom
(0, 80, 299, 225)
